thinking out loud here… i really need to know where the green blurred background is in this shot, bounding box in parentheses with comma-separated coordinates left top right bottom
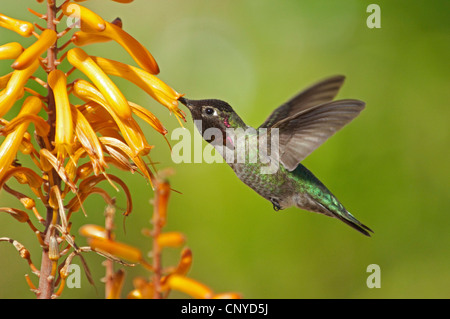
(0, 0, 448, 298)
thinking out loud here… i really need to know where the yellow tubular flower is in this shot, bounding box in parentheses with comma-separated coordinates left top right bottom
(61, 3, 105, 32)
(102, 150, 139, 174)
(67, 48, 132, 120)
(66, 186, 114, 216)
(0, 207, 30, 223)
(0, 13, 34, 37)
(71, 105, 106, 174)
(174, 248, 193, 276)
(0, 73, 12, 89)
(0, 167, 45, 205)
(91, 56, 183, 119)
(0, 206, 38, 233)
(78, 102, 120, 138)
(0, 96, 42, 183)
(86, 21, 159, 74)
(89, 238, 143, 263)
(78, 174, 132, 216)
(75, 156, 137, 180)
(1, 167, 43, 191)
(39, 148, 77, 193)
(12, 29, 57, 70)
(73, 162, 93, 181)
(107, 269, 126, 299)
(47, 70, 74, 162)
(156, 232, 185, 248)
(166, 275, 213, 299)
(128, 101, 167, 136)
(19, 132, 35, 156)
(79, 224, 111, 240)
(0, 42, 24, 60)
(0, 59, 39, 118)
(0, 111, 50, 137)
(72, 79, 151, 156)
(63, 146, 87, 182)
(99, 136, 154, 184)
(72, 17, 122, 47)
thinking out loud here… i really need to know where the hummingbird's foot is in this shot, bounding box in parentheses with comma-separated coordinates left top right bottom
(270, 198, 282, 211)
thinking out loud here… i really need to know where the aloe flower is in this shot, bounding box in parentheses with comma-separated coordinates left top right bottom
(0, 0, 238, 300)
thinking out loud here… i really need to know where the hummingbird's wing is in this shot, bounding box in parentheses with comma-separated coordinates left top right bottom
(271, 99, 365, 171)
(259, 75, 346, 129)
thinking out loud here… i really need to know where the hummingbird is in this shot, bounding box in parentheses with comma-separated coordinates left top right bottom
(179, 75, 372, 236)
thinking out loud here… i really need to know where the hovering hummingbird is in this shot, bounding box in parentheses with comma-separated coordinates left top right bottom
(179, 75, 372, 236)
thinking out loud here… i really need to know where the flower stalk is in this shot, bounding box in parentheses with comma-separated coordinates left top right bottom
(0, 0, 238, 299)
(36, 0, 59, 299)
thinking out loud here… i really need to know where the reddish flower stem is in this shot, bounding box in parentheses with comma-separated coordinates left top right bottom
(37, 0, 59, 299)
(151, 178, 170, 299)
(152, 185, 162, 299)
(104, 205, 115, 298)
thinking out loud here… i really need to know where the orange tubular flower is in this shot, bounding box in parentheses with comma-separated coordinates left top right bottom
(39, 148, 78, 193)
(99, 136, 154, 184)
(47, 70, 74, 162)
(90, 56, 183, 117)
(156, 232, 185, 248)
(0, 109, 49, 138)
(67, 48, 132, 120)
(0, 58, 39, 117)
(0, 73, 12, 89)
(72, 79, 151, 157)
(0, 42, 24, 60)
(128, 101, 168, 136)
(63, 147, 88, 182)
(83, 21, 159, 74)
(106, 269, 126, 299)
(66, 186, 114, 216)
(127, 278, 154, 299)
(89, 238, 143, 263)
(77, 174, 132, 215)
(166, 275, 214, 299)
(0, 13, 34, 37)
(71, 17, 123, 47)
(0, 96, 42, 183)
(174, 248, 193, 276)
(79, 224, 111, 240)
(0, 207, 30, 224)
(61, 3, 106, 32)
(71, 105, 106, 174)
(0, 167, 44, 194)
(12, 29, 57, 70)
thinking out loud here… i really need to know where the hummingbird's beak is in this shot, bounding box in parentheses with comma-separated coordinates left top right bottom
(178, 96, 192, 110)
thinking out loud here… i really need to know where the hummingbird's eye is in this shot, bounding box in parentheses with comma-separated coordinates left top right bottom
(204, 107, 216, 115)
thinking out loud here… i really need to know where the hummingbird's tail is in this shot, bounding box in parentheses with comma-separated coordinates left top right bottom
(292, 164, 373, 236)
(294, 192, 373, 236)
(329, 208, 373, 237)
(307, 200, 373, 237)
